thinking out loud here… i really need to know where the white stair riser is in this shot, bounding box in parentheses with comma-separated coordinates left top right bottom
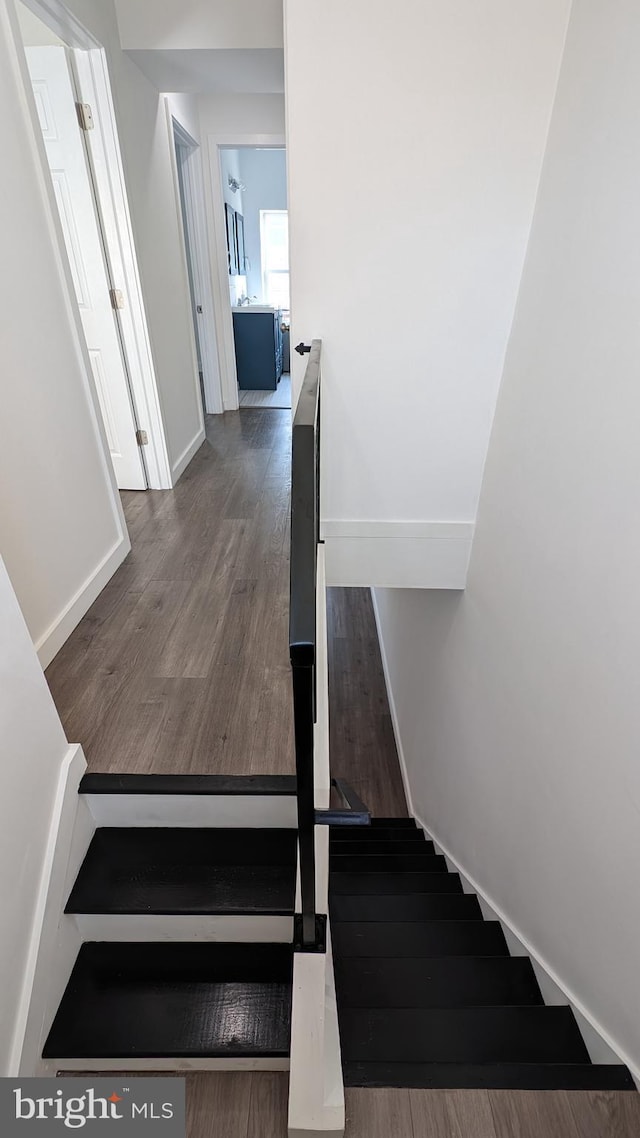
(74, 914, 294, 942)
(54, 1057, 290, 1072)
(83, 794, 297, 828)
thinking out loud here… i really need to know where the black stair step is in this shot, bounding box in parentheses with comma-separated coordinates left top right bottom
(67, 828, 297, 915)
(339, 1006, 591, 1065)
(369, 818, 417, 827)
(331, 872, 463, 895)
(334, 956, 543, 1007)
(332, 921, 508, 958)
(343, 1061, 636, 1090)
(330, 853, 447, 874)
(330, 893, 482, 922)
(330, 840, 435, 857)
(44, 942, 293, 1060)
(79, 774, 298, 796)
(330, 828, 427, 844)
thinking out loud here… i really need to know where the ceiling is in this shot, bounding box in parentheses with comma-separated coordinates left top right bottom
(126, 48, 284, 95)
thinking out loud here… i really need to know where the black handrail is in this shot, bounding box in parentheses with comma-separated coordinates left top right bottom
(290, 340, 322, 951)
(289, 341, 370, 953)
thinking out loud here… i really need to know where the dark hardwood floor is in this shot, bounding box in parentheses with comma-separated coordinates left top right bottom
(327, 588, 407, 816)
(45, 410, 406, 812)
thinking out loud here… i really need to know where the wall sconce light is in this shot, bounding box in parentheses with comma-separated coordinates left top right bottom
(228, 175, 246, 193)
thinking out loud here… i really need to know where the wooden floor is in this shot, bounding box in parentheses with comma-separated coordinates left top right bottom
(69, 1074, 638, 1137)
(327, 588, 407, 816)
(52, 411, 638, 1134)
(45, 410, 407, 814)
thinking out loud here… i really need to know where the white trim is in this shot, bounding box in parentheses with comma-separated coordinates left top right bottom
(55, 1057, 290, 1072)
(171, 427, 206, 484)
(163, 100, 207, 440)
(35, 535, 130, 669)
(322, 520, 473, 589)
(288, 930, 344, 1138)
(314, 545, 330, 808)
(12, 744, 89, 1076)
(84, 793, 298, 829)
(73, 50, 172, 489)
(371, 588, 640, 1089)
(21, 0, 96, 49)
(172, 116, 223, 416)
(205, 132, 286, 412)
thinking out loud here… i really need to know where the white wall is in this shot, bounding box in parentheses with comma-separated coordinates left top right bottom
(285, 0, 570, 587)
(374, 0, 640, 1079)
(198, 93, 285, 137)
(0, 558, 75, 1072)
(114, 0, 283, 50)
(238, 147, 287, 301)
(0, 1, 130, 664)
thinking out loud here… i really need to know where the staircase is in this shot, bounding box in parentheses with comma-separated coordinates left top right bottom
(330, 817, 635, 1090)
(44, 774, 298, 1068)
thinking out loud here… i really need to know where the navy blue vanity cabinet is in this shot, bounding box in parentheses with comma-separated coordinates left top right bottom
(233, 309, 283, 390)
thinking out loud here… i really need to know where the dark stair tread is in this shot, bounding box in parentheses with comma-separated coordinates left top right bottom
(332, 921, 508, 958)
(67, 828, 296, 915)
(343, 1061, 636, 1090)
(334, 956, 543, 1007)
(339, 1006, 591, 1064)
(79, 774, 298, 796)
(330, 828, 427, 844)
(330, 893, 482, 922)
(330, 840, 435, 857)
(331, 872, 463, 895)
(43, 942, 292, 1060)
(330, 854, 447, 873)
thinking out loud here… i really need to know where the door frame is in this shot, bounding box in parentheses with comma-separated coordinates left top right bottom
(169, 111, 223, 416)
(15, 0, 173, 489)
(205, 133, 286, 412)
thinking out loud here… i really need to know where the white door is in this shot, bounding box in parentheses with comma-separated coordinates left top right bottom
(25, 46, 147, 490)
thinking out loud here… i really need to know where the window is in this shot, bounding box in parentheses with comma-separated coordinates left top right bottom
(260, 210, 290, 310)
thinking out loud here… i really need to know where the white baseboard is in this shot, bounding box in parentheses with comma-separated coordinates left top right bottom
(371, 589, 639, 1087)
(418, 814, 639, 1086)
(171, 427, 205, 484)
(35, 538, 130, 669)
(15, 744, 90, 1076)
(323, 520, 472, 589)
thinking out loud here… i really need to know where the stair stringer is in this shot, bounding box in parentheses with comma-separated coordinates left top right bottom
(416, 812, 640, 1089)
(17, 744, 93, 1076)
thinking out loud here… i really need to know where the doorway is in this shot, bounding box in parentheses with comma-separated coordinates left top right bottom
(16, 1, 171, 490)
(220, 147, 291, 411)
(206, 136, 289, 412)
(172, 116, 222, 417)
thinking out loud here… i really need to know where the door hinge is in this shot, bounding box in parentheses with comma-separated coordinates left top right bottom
(76, 102, 94, 131)
(109, 288, 125, 310)
(136, 429, 148, 447)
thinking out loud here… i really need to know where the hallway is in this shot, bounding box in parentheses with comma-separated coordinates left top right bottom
(45, 409, 406, 814)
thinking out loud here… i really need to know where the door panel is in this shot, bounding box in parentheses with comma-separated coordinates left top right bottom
(25, 46, 146, 490)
